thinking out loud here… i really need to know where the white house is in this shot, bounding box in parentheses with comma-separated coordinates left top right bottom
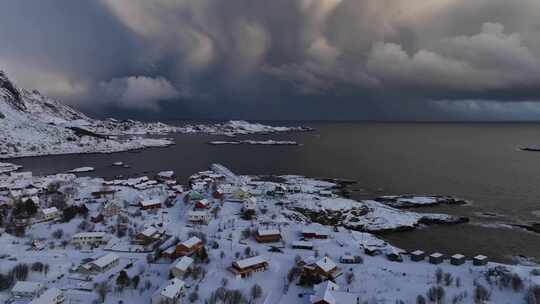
(188, 210, 210, 224)
(171, 256, 194, 278)
(29, 288, 64, 304)
(11, 281, 46, 298)
(79, 253, 119, 273)
(71, 232, 108, 246)
(310, 281, 361, 304)
(152, 278, 186, 304)
(38, 207, 60, 222)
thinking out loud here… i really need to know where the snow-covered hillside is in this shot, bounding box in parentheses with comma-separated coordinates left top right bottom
(0, 71, 173, 158)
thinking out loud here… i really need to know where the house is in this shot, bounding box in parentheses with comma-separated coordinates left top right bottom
(29, 288, 64, 304)
(188, 210, 210, 224)
(230, 256, 269, 279)
(304, 257, 338, 279)
(255, 228, 281, 243)
(473, 255, 488, 266)
(292, 241, 314, 250)
(310, 281, 362, 304)
(79, 253, 119, 273)
(151, 278, 185, 304)
(171, 256, 194, 278)
(102, 200, 122, 217)
(11, 281, 46, 298)
(139, 199, 161, 210)
(135, 226, 164, 245)
(318, 190, 333, 197)
(243, 197, 257, 211)
(38, 207, 60, 222)
(71, 232, 108, 246)
(195, 199, 210, 209)
(173, 237, 203, 258)
(451, 254, 466, 266)
(410, 250, 426, 262)
(429, 253, 444, 265)
(156, 171, 176, 182)
(301, 227, 329, 239)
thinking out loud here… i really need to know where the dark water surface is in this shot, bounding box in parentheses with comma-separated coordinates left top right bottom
(11, 122, 540, 263)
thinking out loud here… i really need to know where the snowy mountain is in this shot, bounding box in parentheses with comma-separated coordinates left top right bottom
(0, 70, 172, 158)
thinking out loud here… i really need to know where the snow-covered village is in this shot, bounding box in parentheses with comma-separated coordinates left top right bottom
(0, 162, 539, 304)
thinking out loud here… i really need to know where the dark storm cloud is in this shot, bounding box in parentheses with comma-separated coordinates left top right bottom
(1, 0, 540, 120)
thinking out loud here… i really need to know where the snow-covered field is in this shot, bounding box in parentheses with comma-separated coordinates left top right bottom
(0, 165, 539, 304)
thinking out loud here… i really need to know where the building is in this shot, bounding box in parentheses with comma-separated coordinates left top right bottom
(79, 253, 119, 273)
(473, 255, 488, 266)
(152, 278, 185, 304)
(301, 227, 329, 239)
(310, 281, 361, 304)
(230, 256, 269, 279)
(171, 256, 194, 278)
(135, 226, 164, 245)
(11, 281, 46, 298)
(71, 232, 108, 246)
(314, 257, 338, 278)
(410, 250, 426, 262)
(429, 253, 444, 265)
(139, 199, 162, 210)
(243, 197, 257, 211)
(318, 190, 333, 197)
(28, 288, 64, 304)
(340, 254, 362, 264)
(188, 210, 210, 224)
(173, 236, 203, 258)
(451, 254, 466, 266)
(292, 241, 314, 250)
(156, 171, 176, 182)
(38, 207, 60, 222)
(195, 199, 210, 209)
(255, 228, 281, 243)
(101, 200, 122, 217)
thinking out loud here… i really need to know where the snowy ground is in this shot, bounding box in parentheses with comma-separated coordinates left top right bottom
(0, 166, 538, 304)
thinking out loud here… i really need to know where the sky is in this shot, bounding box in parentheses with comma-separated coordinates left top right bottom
(1, 0, 540, 121)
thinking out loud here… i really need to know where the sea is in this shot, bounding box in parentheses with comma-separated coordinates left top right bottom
(11, 122, 540, 263)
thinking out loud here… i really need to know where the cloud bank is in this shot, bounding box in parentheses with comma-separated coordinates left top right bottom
(1, 0, 540, 120)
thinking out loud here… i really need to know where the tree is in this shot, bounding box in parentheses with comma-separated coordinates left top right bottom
(52, 229, 64, 239)
(116, 270, 130, 288)
(251, 284, 263, 299)
(426, 286, 445, 304)
(96, 282, 111, 303)
(189, 292, 199, 303)
(132, 275, 140, 289)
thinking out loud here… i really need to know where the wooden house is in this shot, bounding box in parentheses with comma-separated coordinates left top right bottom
(171, 256, 194, 278)
(230, 256, 269, 279)
(255, 228, 281, 243)
(173, 237, 203, 258)
(139, 199, 161, 210)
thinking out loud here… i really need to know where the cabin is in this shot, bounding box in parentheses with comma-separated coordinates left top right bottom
(28, 288, 64, 304)
(102, 201, 122, 217)
(38, 207, 60, 222)
(71, 232, 108, 246)
(292, 241, 314, 250)
(188, 210, 210, 224)
(173, 236, 203, 258)
(135, 226, 164, 245)
(151, 278, 185, 304)
(301, 227, 329, 239)
(304, 256, 338, 279)
(230, 256, 269, 279)
(451, 254, 466, 266)
(473, 255, 488, 266)
(429, 253, 444, 265)
(410, 250, 426, 262)
(255, 228, 281, 243)
(156, 171, 176, 182)
(195, 199, 210, 209)
(139, 199, 161, 210)
(11, 281, 46, 298)
(310, 281, 362, 304)
(171, 256, 194, 278)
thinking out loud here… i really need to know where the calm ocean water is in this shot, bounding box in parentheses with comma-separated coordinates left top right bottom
(11, 122, 540, 263)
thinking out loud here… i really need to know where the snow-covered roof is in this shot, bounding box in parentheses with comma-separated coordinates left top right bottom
(173, 256, 194, 272)
(292, 241, 313, 247)
(234, 256, 268, 269)
(91, 253, 118, 269)
(430, 252, 444, 258)
(72, 232, 106, 238)
(181, 236, 202, 248)
(188, 210, 208, 216)
(159, 278, 185, 299)
(474, 255, 488, 260)
(11, 281, 44, 294)
(140, 227, 158, 237)
(41, 207, 58, 215)
(157, 171, 175, 178)
(257, 228, 280, 236)
(29, 288, 62, 304)
(411, 250, 425, 255)
(310, 281, 339, 304)
(316, 257, 337, 273)
(452, 254, 465, 259)
(140, 199, 161, 206)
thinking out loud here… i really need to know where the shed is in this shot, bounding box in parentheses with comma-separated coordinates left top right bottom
(429, 252, 444, 264)
(451, 254, 466, 266)
(410, 250, 426, 262)
(473, 255, 488, 266)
